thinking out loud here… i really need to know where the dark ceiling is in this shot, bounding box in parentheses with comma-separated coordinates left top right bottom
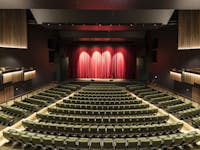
(1, 0, 200, 9)
(18, 1, 181, 42)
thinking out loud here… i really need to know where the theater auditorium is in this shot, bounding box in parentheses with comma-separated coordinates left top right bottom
(0, 1, 200, 150)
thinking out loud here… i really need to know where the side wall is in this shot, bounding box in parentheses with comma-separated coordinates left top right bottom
(0, 25, 56, 96)
(148, 26, 200, 98)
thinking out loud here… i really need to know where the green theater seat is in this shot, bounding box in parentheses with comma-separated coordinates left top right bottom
(114, 138, 126, 150)
(103, 138, 114, 149)
(90, 138, 101, 149)
(78, 138, 89, 149)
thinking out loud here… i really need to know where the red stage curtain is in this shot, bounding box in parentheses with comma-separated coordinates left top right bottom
(70, 45, 135, 79)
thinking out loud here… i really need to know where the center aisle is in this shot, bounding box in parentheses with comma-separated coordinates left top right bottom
(1, 83, 200, 149)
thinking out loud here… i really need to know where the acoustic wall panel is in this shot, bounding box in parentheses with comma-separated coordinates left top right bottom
(0, 86, 14, 104)
(24, 70, 36, 81)
(178, 10, 200, 50)
(0, 9, 27, 49)
(192, 87, 200, 103)
(12, 70, 23, 83)
(170, 71, 182, 82)
(182, 71, 200, 85)
(2, 70, 23, 84)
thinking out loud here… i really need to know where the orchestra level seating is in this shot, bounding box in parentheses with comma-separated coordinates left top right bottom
(1, 83, 200, 150)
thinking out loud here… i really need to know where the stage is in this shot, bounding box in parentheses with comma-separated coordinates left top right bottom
(67, 78, 137, 86)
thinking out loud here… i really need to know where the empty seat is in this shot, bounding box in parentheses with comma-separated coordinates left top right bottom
(115, 138, 126, 150)
(90, 138, 101, 149)
(103, 138, 114, 149)
(78, 138, 89, 149)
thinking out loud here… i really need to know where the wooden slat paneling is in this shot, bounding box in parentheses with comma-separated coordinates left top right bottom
(178, 10, 200, 50)
(0, 86, 14, 104)
(192, 87, 200, 103)
(24, 70, 36, 81)
(2, 70, 23, 84)
(0, 10, 27, 49)
(169, 71, 182, 82)
(182, 71, 200, 85)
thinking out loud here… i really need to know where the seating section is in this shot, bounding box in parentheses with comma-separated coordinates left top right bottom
(4, 129, 200, 150)
(3, 83, 200, 150)
(192, 117, 200, 128)
(0, 83, 80, 126)
(127, 84, 200, 124)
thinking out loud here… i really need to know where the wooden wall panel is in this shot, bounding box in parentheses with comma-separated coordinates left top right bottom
(178, 10, 200, 50)
(192, 87, 200, 103)
(0, 86, 14, 104)
(182, 71, 200, 85)
(0, 10, 27, 49)
(24, 70, 36, 81)
(169, 71, 182, 82)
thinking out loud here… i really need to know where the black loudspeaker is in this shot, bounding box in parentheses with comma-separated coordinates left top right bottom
(152, 38, 158, 49)
(49, 50, 55, 63)
(48, 38, 58, 49)
(152, 50, 157, 63)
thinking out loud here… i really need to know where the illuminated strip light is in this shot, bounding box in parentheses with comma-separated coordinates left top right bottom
(178, 46, 200, 50)
(2, 70, 23, 84)
(182, 71, 200, 85)
(169, 71, 182, 82)
(24, 70, 36, 81)
(12, 70, 23, 83)
(0, 45, 27, 49)
(2, 72, 13, 84)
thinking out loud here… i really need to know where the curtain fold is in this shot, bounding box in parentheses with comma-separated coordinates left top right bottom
(70, 45, 135, 79)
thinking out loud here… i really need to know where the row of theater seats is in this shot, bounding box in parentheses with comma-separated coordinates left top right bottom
(47, 107, 158, 116)
(0, 84, 80, 126)
(3, 129, 199, 150)
(63, 98, 139, 105)
(36, 113, 168, 125)
(127, 84, 200, 127)
(70, 95, 134, 100)
(22, 120, 183, 137)
(3, 83, 200, 149)
(56, 102, 149, 110)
